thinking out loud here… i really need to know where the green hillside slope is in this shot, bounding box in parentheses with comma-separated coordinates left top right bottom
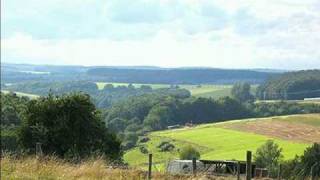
(124, 114, 320, 170)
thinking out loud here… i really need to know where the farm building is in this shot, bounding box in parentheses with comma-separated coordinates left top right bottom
(166, 160, 204, 174)
(167, 159, 258, 177)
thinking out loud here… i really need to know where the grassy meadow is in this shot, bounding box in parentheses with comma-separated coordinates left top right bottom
(124, 114, 319, 170)
(1, 90, 39, 99)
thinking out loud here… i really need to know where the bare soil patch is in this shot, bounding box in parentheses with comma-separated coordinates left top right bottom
(220, 119, 320, 144)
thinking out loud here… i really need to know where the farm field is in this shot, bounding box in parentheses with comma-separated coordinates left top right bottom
(96, 82, 235, 98)
(217, 114, 320, 143)
(124, 114, 319, 170)
(1, 90, 39, 99)
(256, 99, 320, 105)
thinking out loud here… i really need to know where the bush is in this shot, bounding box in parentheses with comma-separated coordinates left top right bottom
(254, 140, 283, 177)
(139, 146, 148, 154)
(139, 137, 150, 143)
(1, 130, 19, 152)
(179, 145, 200, 160)
(122, 132, 138, 150)
(295, 143, 320, 178)
(281, 156, 300, 179)
(157, 141, 175, 152)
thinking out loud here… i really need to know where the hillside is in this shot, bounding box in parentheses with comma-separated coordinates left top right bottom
(88, 67, 277, 84)
(124, 114, 320, 169)
(2, 63, 279, 85)
(256, 70, 320, 100)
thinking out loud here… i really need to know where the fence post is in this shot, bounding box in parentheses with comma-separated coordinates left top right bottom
(36, 142, 43, 158)
(237, 161, 241, 180)
(277, 164, 282, 180)
(246, 151, 252, 180)
(192, 158, 197, 175)
(148, 154, 152, 180)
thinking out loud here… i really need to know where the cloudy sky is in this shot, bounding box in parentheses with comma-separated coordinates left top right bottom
(2, 0, 320, 69)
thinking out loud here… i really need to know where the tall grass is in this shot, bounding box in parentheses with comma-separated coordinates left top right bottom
(1, 155, 233, 180)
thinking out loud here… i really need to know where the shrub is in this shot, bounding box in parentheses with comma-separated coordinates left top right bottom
(295, 143, 320, 178)
(139, 146, 148, 154)
(254, 140, 283, 177)
(157, 141, 175, 152)
(179, 145, 200, 160)
(281, 156, 300, 179)
(1, 130, 19, 152)
(139, 137, 150, 143)
(122, 132, 138, 150)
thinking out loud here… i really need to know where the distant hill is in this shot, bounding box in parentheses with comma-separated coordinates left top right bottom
(256, 70, 320, 100)
(1, 63, 280, 85)
(87, 67, 278, 84)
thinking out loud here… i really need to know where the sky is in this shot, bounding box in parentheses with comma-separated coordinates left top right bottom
(1, 0, 320, 70)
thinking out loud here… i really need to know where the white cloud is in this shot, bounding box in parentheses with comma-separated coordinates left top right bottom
(2, 0, 320, 69)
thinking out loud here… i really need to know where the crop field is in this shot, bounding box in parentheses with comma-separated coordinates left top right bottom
(217, 114, 320, 143)
(124, 114, 318, 170)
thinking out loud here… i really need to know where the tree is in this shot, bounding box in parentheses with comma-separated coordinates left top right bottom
(179, 145, 200, 160)
(231, 82, 254, 103)
(295, 143, 320, 178)
(18, 93, 121, 160)
(144, 105, 173, 130)
(254, 140, 283, 177)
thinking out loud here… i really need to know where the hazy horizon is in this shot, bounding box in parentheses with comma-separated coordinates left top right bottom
(2, 0, 320, 70)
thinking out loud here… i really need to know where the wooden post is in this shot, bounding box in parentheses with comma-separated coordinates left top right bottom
(246, 151, 252, 180)
(36, 142, 43, 158)
(311, 164, 315, 180)
(192, 158, 197, 175)
(277, 164, 282, 180)
(237, 161, 241, 180)
(148, 154, 152, 180)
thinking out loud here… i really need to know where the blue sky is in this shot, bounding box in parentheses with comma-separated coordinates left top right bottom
(2, 0, 320, 69)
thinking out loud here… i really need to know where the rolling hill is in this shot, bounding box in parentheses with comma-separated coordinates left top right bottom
(88, 67, 277, 84)
(124, 114, 320, 170)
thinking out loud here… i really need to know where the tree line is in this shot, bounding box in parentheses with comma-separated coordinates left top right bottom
(3, 81, 190, 108)
(256, 70, 320, 100)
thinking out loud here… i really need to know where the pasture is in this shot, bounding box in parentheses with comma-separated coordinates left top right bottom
(96, 82, 234, 99)
(124, 114, 319, 169)
(1, 90, 39, 99)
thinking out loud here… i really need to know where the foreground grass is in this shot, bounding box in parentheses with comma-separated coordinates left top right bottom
(1, 155, 234, 180)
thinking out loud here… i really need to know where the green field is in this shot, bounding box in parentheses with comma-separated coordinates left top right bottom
(96, 82, 236, 99)
(1, 90, 39, 99)
(256, 99, 320, 105)
(124, 114, 316, 170)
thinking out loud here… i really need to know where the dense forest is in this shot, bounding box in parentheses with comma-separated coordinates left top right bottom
(87, 67, 275, 84)
(3, 81, 190, 108)
(256, 70, 320, 100)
